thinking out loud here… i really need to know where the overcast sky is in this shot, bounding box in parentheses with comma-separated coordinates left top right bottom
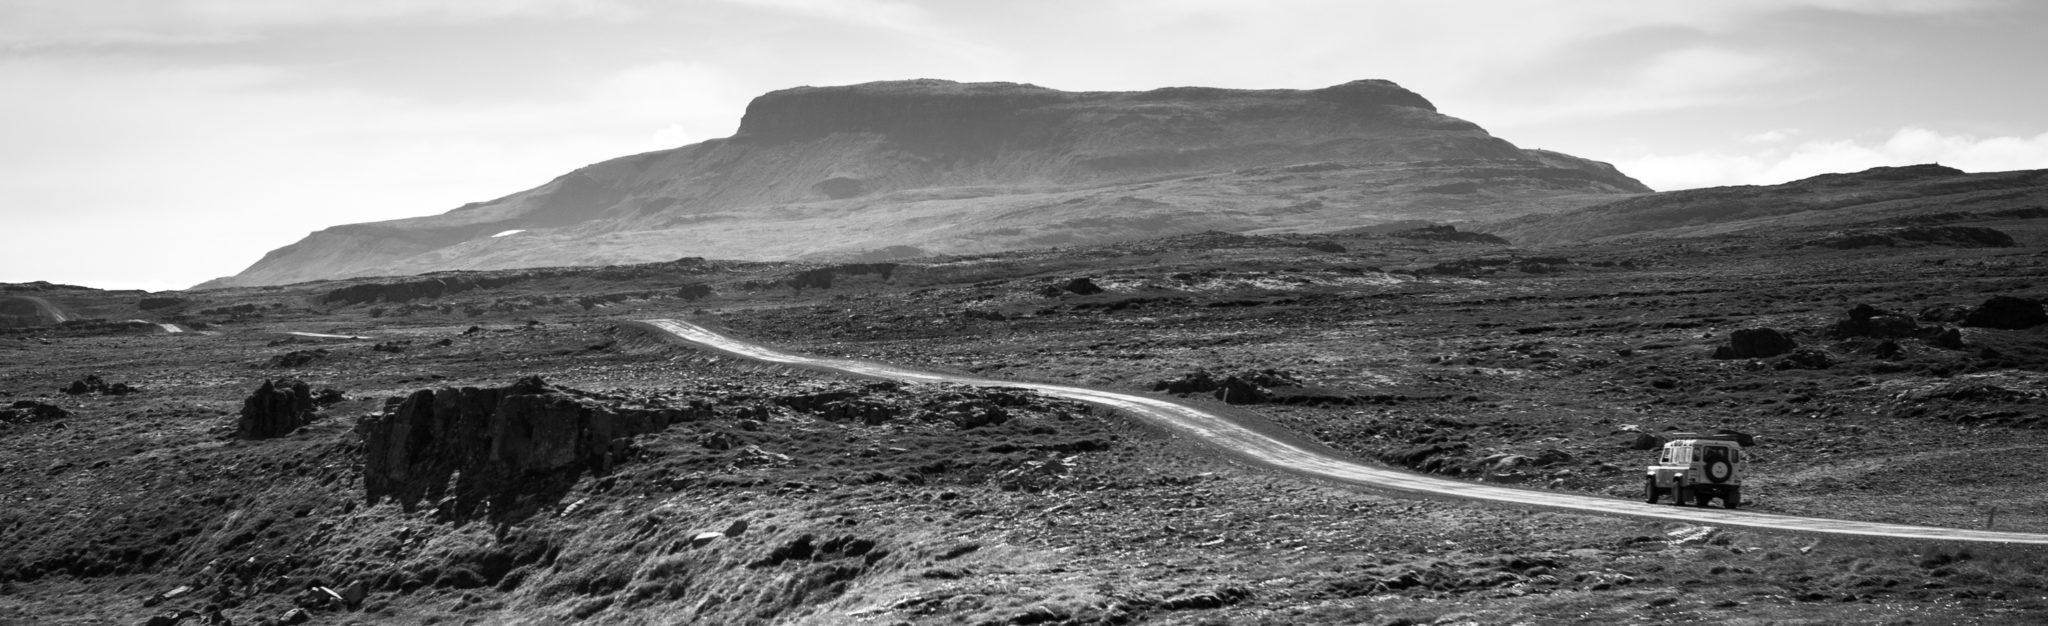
(4, 0, 2047, 290)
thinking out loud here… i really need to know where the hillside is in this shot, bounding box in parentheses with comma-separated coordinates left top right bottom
(200, 79, 1646, 288)
(1480, 164, 2048, 245)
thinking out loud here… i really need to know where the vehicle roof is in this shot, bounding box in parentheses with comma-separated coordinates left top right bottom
(1663, 435, 1743, 446)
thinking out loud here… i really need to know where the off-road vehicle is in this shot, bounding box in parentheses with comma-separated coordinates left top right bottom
(1644, 433, 1744, 509)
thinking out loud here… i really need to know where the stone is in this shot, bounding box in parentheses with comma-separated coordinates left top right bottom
(1712, 328, 1796, 359)
(339, 579, 368, 609)
(1830, 304, 1918, 339)
(281, 608, 311, 625)
(237, 378, 317, 439)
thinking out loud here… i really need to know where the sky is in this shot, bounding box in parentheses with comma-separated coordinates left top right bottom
(3, 0, 2047, 291)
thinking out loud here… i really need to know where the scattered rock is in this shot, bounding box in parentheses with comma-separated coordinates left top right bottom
(237, 378, 317, 439)
(1389, 224, 1508, 245)
(1713, 328, 1796, 359)
(61, 374, 137, 396)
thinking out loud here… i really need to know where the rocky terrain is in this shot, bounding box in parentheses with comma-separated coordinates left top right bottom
(201, 79, 1646, 288)
(6, 167, 2048, 623)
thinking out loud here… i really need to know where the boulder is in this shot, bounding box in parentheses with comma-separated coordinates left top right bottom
(1628, 432, 1663, 450)
(1829, 304, 1918, 339)
(1213, 376, 1271, 404)
(1775, 348, 1835, 370)
(1928, 326, 1967, 349)
(237, 378, 316, 439)
(1712, 328, 1796, 359)
(1060, 277, 1104, 295)
(1919, 303, 1972, 324)
(1963, 296, 2046, 330)
(1714, 429, 1758, 447)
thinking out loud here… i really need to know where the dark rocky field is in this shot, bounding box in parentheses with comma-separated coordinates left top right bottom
(4, 215, 2048, 624)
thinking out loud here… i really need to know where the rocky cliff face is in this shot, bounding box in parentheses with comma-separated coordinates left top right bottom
(203, 79, 1649, 288)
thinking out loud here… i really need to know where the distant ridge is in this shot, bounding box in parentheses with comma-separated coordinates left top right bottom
(1479, 164, 2048, 245)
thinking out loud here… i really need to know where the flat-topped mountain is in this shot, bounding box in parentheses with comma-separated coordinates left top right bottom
(202, 79, 1648, 288)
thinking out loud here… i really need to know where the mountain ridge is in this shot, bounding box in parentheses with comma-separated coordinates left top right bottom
(201, 79, 1648, 288)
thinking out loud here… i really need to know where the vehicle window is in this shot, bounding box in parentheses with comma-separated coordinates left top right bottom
(1731, 449, 1741, 463)
(1659, 450, 1671, 464)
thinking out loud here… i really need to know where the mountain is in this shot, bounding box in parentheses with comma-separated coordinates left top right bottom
(200, 79, 1649, 288)
(1478, 164, 2048, 245)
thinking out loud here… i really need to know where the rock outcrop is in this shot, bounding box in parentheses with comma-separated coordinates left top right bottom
(201, 79, 1648, 288)
(238, 379, 317, 439)
(357, 376, 704, 519)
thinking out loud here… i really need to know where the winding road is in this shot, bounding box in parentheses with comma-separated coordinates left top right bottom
(635, 318, 2048, 545)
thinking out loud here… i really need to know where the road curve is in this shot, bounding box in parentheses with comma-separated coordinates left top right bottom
(636, 318, 2048, 545)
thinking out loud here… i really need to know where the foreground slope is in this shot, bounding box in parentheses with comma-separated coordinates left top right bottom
(203, 79, 1645, 288)
(7, 219, 2048, 623)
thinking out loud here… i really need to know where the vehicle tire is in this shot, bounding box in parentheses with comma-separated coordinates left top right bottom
(1724, 487, 1741, 510)
(1645, 476, 1660, 504)
(1675, 484, 1691, 506)
(1706, 459, 1733, 484)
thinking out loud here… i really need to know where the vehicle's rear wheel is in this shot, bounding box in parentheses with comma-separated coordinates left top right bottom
(1645, 476, 1660, 504)
(1723, 487, 1741, 510)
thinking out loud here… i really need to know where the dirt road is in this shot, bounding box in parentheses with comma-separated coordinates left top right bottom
(634, 317, 2048, 545)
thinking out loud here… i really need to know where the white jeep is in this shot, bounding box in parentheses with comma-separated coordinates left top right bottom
(1645, 434, 1744, 509)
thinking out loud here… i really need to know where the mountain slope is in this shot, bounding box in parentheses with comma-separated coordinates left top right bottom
(203, 79, 1648, 288)
(1479, 164, 2048, 245)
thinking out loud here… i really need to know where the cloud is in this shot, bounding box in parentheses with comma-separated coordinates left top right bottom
(1743, 129, 1798, 144)
(1618, 127, 2048, 190)
(0, 0, 633, 48)
(711, 0, 932, 34)
(0, 55, 748, 287)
